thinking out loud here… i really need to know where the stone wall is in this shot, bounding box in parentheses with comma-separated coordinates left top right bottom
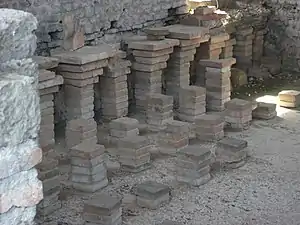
(0, 9, 42, 224)
(0, 0, 188, 55)
(264, 0, 300, 71)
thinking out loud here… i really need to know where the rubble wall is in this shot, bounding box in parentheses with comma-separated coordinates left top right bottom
(0, 0, 188, 55)
(265, 0, 300, 71)
(0, 9, 43, 224)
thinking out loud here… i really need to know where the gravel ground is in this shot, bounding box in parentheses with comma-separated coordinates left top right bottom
(46, 103, 300, 225)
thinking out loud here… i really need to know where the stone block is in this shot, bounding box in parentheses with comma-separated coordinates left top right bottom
(225, 98, 252, 111)
(136, 181, 170, 209)
(252, 102, 277, 120)
(59, 68, 103, 80)
(147, 34, 166, 41)
(278, 90, 300, 108)
(0, 73, 40, 148)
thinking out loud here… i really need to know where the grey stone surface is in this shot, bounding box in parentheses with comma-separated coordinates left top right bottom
(0, 206, 36, 225)
(0, 73, 40, 149)
(0, 9, 38, 62)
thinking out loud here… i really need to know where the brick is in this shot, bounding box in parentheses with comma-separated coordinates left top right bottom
(132, 47, 174, 58)
(194, 6, 216, 15)
(38, 69, 56, 82)
(33, 56, 59, 70)
(225, 98, 252, 110)
(132, 62, 167, 72)
(278, 90, 300, 103)
(58, 68, 103, 80)
(134, 54, 169, 65)
(195, 114, 224, 126)
(129, 39, 179, 51)
(57, 59, 108, 72)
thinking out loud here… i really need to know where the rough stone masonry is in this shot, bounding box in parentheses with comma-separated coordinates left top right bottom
(0, 9, 42, 225)
(0, 0, 189, 55)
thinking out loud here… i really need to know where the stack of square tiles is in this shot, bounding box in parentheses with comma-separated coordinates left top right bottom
(136, 181, 170, 209)
(99, 50, 131, 120)
(233, 27, 253, 73)
(53, 45, 117, 121)
(128, 38, 179, 113)
(199, 58, 236, 111)
(36, 158, 61, 219)
(65, 118, 98, 150)
(158, 120, 190, 155)
(225, 98, 252, 131)
(117, 135, 151, 172)
(278, 90, 300, 108)
(35, 56, 63, 221)
(109, 117, 139, 144)
(176, 145, 212, 186)
(252, 102, 277, 120)
(220, 38, 236, 59)
(208, 31, 230, 60)
(144, 27, 170, 41)
(84, 193, 122, 225)
(177, 85, 206, 123)
(195, 114, 224, 141)
(70, 141, 108, 192)
(37, 58, 64, 160)
(146, 93, 174, 131)
(164, 25, 209, 110)
(217, 137, 248, 168)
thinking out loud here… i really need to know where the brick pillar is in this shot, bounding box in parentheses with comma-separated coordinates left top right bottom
(233, 27, 254, 73)
(100, 50, 131, 120)
(199, 58, 236, 111)
(128, 36, 178, 114)
(0, 9, 43, 224)
(35, 57, 63, 220)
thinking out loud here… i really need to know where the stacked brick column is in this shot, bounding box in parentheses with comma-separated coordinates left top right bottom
(36, 57, 63, 220)
(70, 141, 108, 192)
(128, 38, 179, 113)
(117, 136, 152, 172)
(163, 25, 209, 110)
(199, 58, 236, 111)
(38, 64, 63, 159)
(225, 98, 252, 131)
(99, 50, 131, 120)
(84, 194, 122, 225)
(177, 86, 206, 123)
(146, 93, 174, 131)
(233, 27, 253, 73)
(176, 145, 212, 186)
(194, 32, 230, 87)
(54, 45, 116, 121)
(220, 38, 236, 59)
(0, 9, 43, 225)
(158, 120, 190, 155)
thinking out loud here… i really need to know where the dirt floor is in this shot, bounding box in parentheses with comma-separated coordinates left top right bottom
(49, 73, 300, 225)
